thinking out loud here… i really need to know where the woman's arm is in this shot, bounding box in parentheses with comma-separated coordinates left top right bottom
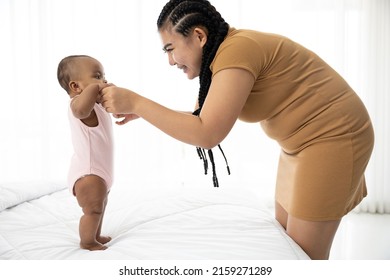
(101, 68, 254, 149)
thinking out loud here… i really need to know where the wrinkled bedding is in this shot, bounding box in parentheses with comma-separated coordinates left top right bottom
(0, 182, 309, 260)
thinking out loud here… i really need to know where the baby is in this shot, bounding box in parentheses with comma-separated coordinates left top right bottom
(57, 55, 113, 250)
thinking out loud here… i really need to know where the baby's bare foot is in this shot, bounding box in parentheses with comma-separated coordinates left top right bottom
(97, 236, 112, 244)
(80, 241, 108, 251)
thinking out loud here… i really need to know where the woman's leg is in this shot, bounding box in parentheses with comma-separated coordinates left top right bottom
(286, 215, 340, 260)
(275, 201, 340, 260)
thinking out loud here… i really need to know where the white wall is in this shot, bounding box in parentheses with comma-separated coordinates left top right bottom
(0, 0, 388, 209)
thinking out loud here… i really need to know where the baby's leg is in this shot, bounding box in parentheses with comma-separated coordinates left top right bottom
(96, 197, 111, 245)
(74, 175, 109, 251)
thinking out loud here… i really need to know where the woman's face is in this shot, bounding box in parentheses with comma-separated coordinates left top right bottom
(160, 27, 207, 80)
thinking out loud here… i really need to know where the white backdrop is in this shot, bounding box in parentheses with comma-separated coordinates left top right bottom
(0, 0, 389, 213)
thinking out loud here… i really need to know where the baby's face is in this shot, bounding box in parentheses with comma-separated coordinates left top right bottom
(74, 57, 107, 90)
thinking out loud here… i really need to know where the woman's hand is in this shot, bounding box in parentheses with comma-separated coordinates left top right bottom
(112, 113, 140, 125)
(101, 86, 137, 114)
(102, 86, 141, 125)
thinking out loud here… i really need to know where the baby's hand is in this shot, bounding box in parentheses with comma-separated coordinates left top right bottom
(97, 83, 115, 103)
(113, 113, 140, 125)
(100, 83, 115, 91)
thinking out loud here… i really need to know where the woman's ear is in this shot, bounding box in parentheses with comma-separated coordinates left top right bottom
(193, 27, 208, 48)
(69, 81, 82, 93)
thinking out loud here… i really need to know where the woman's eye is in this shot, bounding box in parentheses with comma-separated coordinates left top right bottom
(163, 48, 173, 53)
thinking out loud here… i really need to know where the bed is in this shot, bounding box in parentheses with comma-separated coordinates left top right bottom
(0, 181, 309, 260)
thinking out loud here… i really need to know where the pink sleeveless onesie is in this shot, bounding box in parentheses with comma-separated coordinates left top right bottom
(67, 101, 113, 195)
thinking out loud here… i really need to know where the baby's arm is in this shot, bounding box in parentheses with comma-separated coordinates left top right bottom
(70, 83, 102, 120)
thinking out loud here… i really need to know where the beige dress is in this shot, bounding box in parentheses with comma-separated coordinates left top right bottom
(210, 28, 374, 221)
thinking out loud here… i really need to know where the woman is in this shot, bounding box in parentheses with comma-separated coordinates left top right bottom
(101, 0, 374, 259)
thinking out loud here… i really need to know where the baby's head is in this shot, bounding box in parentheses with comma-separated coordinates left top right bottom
(57, 55, 106, 96)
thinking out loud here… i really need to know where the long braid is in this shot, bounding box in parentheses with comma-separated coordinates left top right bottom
(158, 0, 230, 187)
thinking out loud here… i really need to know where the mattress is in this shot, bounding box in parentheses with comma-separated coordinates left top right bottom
(0, 181, 309, 260)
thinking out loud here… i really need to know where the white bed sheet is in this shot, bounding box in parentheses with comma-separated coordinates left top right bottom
(0, 181, 309, 260)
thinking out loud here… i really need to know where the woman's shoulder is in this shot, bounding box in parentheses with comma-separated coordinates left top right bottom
(226, 28, 289, 46)
(212, 28, 272, 78)
(212, 28, 297, 78)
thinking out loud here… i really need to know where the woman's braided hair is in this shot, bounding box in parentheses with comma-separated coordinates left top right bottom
(157, 0, 230, 187)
